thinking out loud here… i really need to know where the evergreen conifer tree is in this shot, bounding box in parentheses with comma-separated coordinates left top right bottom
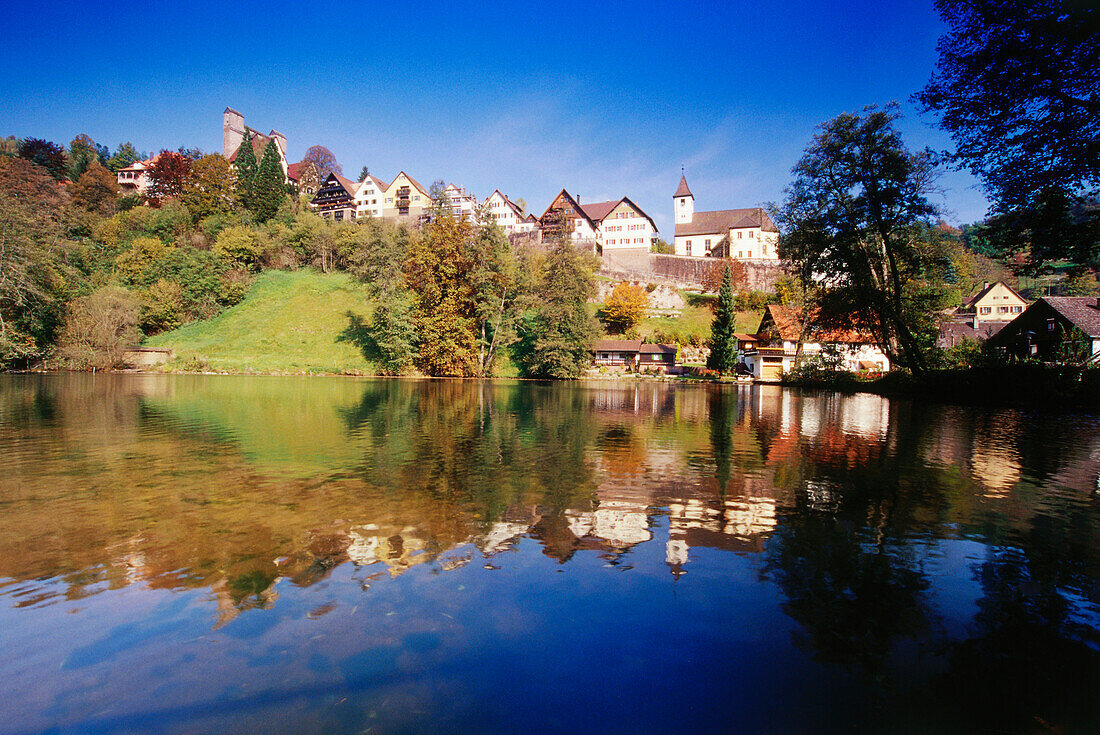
(706, 265, 738, 375)
(233, 130, 258, 211)
(251, 141, 287, 223)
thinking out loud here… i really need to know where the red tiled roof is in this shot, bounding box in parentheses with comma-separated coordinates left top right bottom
(674, 174, 692, 198)
(759, 305, 876, 344)
(674, 208, 778, 237)
(581, 200, 620, 222)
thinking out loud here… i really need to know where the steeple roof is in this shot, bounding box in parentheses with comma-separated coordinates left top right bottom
(674, 174, 692, 198)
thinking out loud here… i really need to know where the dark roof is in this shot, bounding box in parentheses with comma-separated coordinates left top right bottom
(639, 343, 677, 355)
(674, 174, 692, 198)
(1045, 297, 1100, 337)
(964, 280, 1027, 309)
(333, 173, 358, 195)
(539, 189, 597, 230)
(674, 208, 778, 237)
(593, 339, 643, 352)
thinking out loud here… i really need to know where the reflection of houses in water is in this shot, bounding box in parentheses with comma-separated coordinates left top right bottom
(346, 525, 433, 577)
(665, 495, 777, 571)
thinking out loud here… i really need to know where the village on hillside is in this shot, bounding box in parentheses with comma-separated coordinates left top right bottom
(102, 106, 1100, 380)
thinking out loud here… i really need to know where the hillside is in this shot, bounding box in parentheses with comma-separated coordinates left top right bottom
(145, 270, 377, 374)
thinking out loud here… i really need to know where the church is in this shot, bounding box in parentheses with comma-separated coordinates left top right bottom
(672, 174, 780, 260)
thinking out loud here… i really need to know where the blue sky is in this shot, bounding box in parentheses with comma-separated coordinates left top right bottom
(0, 0, 990, 234)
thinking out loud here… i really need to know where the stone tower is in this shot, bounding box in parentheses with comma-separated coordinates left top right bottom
(674, 173, 694, 225)
(222, 107, 245, 159)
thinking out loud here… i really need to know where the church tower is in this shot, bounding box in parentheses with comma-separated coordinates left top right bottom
(222, 107, 245, 159)
(674, 172, 694, 225)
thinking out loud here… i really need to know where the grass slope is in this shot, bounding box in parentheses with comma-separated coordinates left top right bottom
(146, 270, 376, 374)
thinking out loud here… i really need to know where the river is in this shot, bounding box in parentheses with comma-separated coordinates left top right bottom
(0, 374, 1098, 734)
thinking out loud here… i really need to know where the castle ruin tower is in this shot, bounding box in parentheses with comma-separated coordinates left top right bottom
(674, 172, 694, 225)
(222, 107, 245, 159)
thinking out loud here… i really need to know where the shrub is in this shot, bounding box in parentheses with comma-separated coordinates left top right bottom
(213, 225, 266, 270)
(140, 279, 185, 334)
(57, 286, 143, 370)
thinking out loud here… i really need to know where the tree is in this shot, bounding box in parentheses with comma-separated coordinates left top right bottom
(181, 154, 238, 221)
(18, 138, 68, 181)
(0, 156, 73, 365)
(250, 141, 287, 223)
(405, 210, 479, 376)
(601, 282, 649, 333)
(706, 266, 738, 374)
(107, 142, 144, 172)
(147, 150, 192, 204)
(233, 130, 259, 210)
(517, 214, 599, 378)
(70, 160, 120, 215)
(358, 165, 370, 182)
(775, 106, 942, 373)
(301, 145, 342, 180)
(56, 286, 142, 370)
(469, 216, 521, 376)
(916, 0, 1100, 267)
(68, 134, 106, 182)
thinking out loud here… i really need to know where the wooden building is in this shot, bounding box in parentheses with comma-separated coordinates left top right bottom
(311, 172, 359, 221)
(987, 296, 1100, 363)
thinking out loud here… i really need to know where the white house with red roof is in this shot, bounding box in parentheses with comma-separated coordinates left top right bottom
(484, 190, 537, 233)
(116, 155, 158, 194)
(538, 189, 658, 252)
(672, 174, 779, 259)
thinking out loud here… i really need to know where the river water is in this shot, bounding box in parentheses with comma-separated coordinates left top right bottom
(0, 374, 1098, 734)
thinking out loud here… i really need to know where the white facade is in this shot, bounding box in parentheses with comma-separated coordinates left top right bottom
(116, 158, 154, 194)
(742, 341, 891, 380)
(354, 175, 387, 219)
(672, 174, 780, 259)
(596, 200, 658, 252)
(484, 190, 536, 233)
(442, 183, 479, 221)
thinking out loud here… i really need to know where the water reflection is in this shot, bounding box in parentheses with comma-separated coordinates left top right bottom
(1, 374, 1099, 733)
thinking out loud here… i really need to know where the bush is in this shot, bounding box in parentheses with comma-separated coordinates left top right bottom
(140, 279, 185, 334)
(57, 286, 143, 370)
(214, 225, 266, 270)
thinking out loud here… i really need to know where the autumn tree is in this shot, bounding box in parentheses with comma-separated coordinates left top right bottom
(775, 106, 942, 373)
(70, 160, 120, 215)
(469, 216, 521, 376)
(146, 150, 192, 205)
(301, 145, 342, 180)
(601, 282, 649, 334)
(18, 138, 68, 181)
(405, 211, 479, 376)
(706, 266, 738, 374)
(0, 156, 73, 365)
(250, 141, 287, 222)
(182, 154, 237, 221)
(916, 0, 1100, 267)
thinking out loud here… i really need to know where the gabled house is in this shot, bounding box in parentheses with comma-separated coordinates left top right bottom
(350, 171, 434, 222)
(354, 175, 388, 219)
(484, 190, 537, 234)
(959, 281, 1028, 328)
(311, 172, 360, 221)
(987, 296, 1100, 363)
(287, 160, 321, 197)
(538, 189, 658, 252)
(741, 305, 890, 380)
(440, 183, 479, 221)
(672, 174, 779, 259)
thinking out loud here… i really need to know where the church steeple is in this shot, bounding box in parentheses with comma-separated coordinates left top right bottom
(674, 170, 694, 224)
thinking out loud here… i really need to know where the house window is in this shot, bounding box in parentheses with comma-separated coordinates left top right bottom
(980, 307, 991, 314)
(1012, 306, 1022, 313)
(1047, 319, 1056, 331)
(737, 231, 743, 239)
(749, 231, 754, 238)
(705, 239, 711, 249)
(386, 197, 393, 203)
(686, 243, 692, 255)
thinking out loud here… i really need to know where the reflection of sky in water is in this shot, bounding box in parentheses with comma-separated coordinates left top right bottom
(0, 374, 1099, 734)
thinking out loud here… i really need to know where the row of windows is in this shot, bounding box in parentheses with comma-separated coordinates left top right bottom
(606, 238, 646, 245)
(979, 306, 1023, 315)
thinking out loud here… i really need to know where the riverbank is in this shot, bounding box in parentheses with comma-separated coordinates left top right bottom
(783, 364, 1100, 411)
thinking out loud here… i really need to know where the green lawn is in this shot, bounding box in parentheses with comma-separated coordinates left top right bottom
(638, 305, 762, 343)
(146, 270, 377, 374)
